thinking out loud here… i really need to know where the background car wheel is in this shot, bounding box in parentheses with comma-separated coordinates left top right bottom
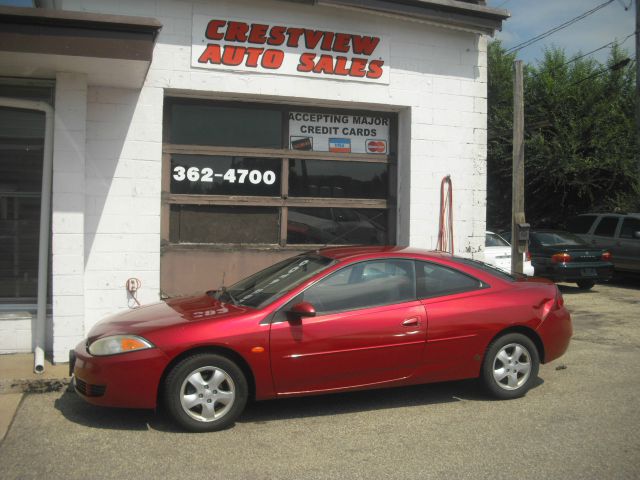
(481, 333, 539, 400)
(577, 280, 595, 290)
(163, 353, 248, 432)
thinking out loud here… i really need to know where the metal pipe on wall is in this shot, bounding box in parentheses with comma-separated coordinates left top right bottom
(0, 97, 54, 374)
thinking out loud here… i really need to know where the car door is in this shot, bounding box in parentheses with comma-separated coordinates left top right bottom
(415, 261, 492, 382)
(589, 216, 621, 254)
(269, 259, 427, 394)
(617, 217, 640, 272)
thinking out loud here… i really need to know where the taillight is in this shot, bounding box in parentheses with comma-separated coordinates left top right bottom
(525, 251, 531, 261)
(552, 252, 572, 263)
(602, 251, 612, 262)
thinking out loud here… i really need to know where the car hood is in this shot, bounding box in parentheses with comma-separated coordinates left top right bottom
(87, 294, 252, 341)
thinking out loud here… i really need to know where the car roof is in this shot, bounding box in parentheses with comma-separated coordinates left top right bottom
(577, 213, 640, 218)
(316, 245, 454, 262)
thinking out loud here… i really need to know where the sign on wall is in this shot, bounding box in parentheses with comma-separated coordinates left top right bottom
(289, 112, 390, 154)
(192, 15, 389, 84)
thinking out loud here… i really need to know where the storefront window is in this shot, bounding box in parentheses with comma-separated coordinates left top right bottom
(170, 155, 281, 197)
(163, 98, 395, 247)
(288, 159, 388, 199)
(169, 102, 282, 148)
(0, 107, 45, 302)
(170, 205, 280, 244)
(287, 208, 387, 245)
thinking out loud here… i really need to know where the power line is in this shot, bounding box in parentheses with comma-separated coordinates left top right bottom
(571, 57, 632, 86)
(506, 0, 615, 54)
(552, 31, 636, 72)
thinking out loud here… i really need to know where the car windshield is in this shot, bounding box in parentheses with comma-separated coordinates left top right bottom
(534, 231, 587, 247)
(216, 254, 335, 308)
(486, 232, 510, 247)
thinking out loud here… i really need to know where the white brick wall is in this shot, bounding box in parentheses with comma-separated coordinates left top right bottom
(83, 86, 163, 333)
(51, 72, 87, 362)
(38, 0, 489, 357)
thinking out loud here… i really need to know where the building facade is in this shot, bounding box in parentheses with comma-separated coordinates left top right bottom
(0, 0, 507, 365)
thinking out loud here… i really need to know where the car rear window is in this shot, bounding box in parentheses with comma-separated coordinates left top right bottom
(486, 232, 509, 247)
(567, 215, 597, 234)
(620, 218, 640, 239)
(533, 232, 587, 247)
(593, 217, 619, 237)
(416, 261, 488, 298)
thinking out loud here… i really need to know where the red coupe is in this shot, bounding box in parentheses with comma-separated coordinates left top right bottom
(71, 246, 572, 432)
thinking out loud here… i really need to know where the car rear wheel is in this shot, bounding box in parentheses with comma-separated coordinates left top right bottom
(481, 333, 539, 400)
(163, 353, 248, 432)
(577, 280, 595, 290)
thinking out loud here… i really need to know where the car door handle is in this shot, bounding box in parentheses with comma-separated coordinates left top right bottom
(402, 317, 420, 327)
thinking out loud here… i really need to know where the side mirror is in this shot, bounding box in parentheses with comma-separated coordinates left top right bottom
(633, 231, 640, 240)
(288, 302, 316, 321)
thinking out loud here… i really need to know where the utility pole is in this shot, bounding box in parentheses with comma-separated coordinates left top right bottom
(636, 0, 639, 176)
(511, 60, 525, 275)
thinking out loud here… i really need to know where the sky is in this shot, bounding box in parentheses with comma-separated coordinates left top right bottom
(487, 0, 636, 66)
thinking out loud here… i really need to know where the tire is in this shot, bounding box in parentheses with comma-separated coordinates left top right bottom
(577, 280, 595, 290)
(481, 333, 539, 400)
(163, 353, 248, 432)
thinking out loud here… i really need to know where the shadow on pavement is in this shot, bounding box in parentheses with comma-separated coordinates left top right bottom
(558, 273, 640, 295)
(54, 377, 543, 432)
(53, 392, 165, 431)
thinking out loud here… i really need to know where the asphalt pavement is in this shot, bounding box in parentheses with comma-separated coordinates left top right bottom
(0, 278, 639, 480)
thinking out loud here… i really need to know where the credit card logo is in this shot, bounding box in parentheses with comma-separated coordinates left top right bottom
(366, 139, 387, 154)
(290, 136, 313, 151)
(329, 138, 351, 153)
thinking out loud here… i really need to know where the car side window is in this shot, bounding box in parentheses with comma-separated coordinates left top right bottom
(300, 259, 416, 314)
(567, 215, 597, 234)
(416, 261, 484, 299)
(620, 218, 640, 239)
(593, 216, 619, 237)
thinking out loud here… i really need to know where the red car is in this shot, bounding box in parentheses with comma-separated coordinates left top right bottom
(71, 246, 572, 432)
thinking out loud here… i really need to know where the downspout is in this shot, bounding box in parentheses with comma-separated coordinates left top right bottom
(0, 97, 53, 374)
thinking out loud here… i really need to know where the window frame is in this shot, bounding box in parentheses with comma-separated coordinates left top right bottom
(162, 97, 397, 249)
(620, 217, 640, 239)
(283, 258, 418, 316)
(593, 216, 620, 237)
(415, 260, 488, 300)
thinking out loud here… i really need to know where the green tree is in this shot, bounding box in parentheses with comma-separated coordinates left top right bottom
(487, 41, 638, 230)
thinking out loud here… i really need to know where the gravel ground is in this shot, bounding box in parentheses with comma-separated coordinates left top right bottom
(1, 278, 638, 480)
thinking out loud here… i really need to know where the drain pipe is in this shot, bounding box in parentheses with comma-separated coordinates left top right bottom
(0, 97, 54, 374)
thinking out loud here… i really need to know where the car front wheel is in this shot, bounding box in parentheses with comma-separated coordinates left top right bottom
(163, 353, 248, 432)
(481, 333, 539, 399)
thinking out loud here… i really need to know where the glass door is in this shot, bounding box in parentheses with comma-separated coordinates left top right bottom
(0, 107, 45, 305)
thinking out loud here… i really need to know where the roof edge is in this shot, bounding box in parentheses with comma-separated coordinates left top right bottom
(0, 5, 162, 33)
(316, 0, 509, 35)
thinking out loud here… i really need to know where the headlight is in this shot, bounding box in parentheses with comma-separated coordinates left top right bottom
(88, 335, 154, 356)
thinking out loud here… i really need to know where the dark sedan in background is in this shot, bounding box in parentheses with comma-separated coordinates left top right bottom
(502, 230, 613, 290)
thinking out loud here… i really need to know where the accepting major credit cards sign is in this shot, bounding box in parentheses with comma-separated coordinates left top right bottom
(289, 112, 390, 154)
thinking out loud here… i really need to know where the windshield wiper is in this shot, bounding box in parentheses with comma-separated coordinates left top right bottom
(219, 286, 238, 305)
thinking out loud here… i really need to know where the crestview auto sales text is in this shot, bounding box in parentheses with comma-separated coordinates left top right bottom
(197, 20, 385, 79)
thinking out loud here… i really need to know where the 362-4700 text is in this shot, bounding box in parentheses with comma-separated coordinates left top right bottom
(172, 166, 277, 185)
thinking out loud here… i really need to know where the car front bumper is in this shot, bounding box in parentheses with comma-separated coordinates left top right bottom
(71, 341, 170, 409)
